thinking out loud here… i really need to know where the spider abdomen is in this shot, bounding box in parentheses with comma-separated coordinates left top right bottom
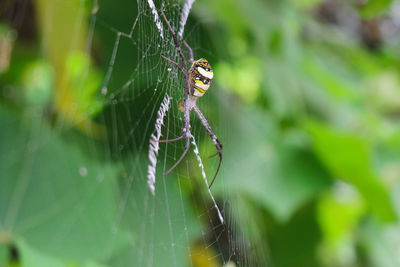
(190, 58, 213, 97)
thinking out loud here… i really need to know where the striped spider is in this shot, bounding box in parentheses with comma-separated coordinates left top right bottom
(159, 10, 222, 188)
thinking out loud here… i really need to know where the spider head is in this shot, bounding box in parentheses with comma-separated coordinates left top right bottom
(190, 58, 213, 97)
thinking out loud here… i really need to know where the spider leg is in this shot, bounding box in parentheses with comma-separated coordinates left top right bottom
(159, 132, 185, 143)
(163, 98, 191, 176)
(193, 105, 222, 189)
(161, 10, 187, 73)
(163, 133, 190, 175)
(208, 141, 223, 159)
(161, 55, 186, 77)
(183, 41, 194, 65)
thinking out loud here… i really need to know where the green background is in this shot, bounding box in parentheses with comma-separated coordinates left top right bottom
(1, 0, 400, 266)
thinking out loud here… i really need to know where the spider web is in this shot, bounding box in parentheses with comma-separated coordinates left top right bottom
(1, 0, 265, 266)
(6, 1, 400, 266)
(93, 1, 262, 266)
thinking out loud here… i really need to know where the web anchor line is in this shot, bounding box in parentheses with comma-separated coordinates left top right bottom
(147, 94, 171, 195)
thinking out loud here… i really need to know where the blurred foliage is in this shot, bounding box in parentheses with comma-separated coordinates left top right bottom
(1, 0, 400, 266)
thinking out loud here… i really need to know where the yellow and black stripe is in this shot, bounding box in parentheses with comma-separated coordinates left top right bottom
(189, 58, 213, 97)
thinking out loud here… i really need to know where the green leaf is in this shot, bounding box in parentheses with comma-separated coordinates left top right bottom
(317, 188, 366, 245)
(106, 155, 202, 267)
(17, 239, 64, 267)
(306, 120, 396, 222)
(360, 0, 393, 18)
(361, 219, 400, 267)
(0, 244, 7, 266)
(17, 239, 111, 267)
(216, 103, 330, 222)
(268, 202, 322, 267)
(0, 106, 120, 262)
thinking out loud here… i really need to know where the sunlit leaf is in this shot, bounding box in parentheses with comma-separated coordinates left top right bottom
(360, 0, 394, 18)
(306, 121, 396, 222)
(317, 184, 366, 245)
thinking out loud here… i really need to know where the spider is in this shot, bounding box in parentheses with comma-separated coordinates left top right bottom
(159, 10, 222, 188)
